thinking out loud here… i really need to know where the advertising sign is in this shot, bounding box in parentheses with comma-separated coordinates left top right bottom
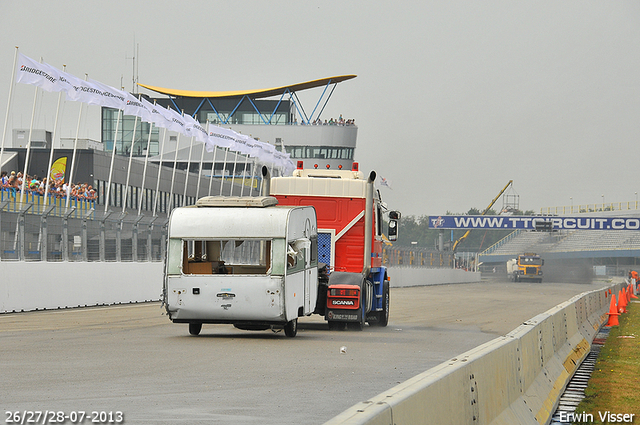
(428, 215, 640, 231)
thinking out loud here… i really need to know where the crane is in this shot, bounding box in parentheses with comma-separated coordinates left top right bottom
(451, 180, 513, 252)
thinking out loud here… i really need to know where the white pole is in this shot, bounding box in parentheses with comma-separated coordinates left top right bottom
(138, 112, 155, 215)
(207, 145, 217, 196)
(219, 147, 229, 196)
(20, 69, 40, 200)
(195, 121, 209, 200)
(103, 106, 121, 213)
(195, 141, 205, 199)
(66, 74, 90, 210)
(44, 64, 66, 207)
(248, 158, 257, 197)
(152, 127, 167, 216)
(122, 112, 139, 213)
(167, 129, 181, 212)
(182, 135, 195, 205)
(240, 154, 249, 197)
(229, 149, 238, 196)
(1, 47, 19, 171)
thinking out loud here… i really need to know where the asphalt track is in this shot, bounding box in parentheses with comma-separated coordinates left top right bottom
(1, 278, 609, 425)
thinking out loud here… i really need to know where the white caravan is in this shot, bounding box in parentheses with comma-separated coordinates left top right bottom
(163, 196, 318, 337)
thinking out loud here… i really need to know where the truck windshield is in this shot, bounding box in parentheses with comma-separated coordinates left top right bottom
(520, 257, 542, 266)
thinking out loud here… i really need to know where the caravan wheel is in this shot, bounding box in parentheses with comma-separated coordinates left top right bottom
(284, 319, 298, 337)
(189, 323, 202, 336)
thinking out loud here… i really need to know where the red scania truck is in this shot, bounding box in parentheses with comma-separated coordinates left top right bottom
(163, 162, 399, 336)
(271, 161, 399, 330)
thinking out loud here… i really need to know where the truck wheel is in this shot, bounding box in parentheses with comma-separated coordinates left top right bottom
(189, 323, 202, 336)
(348, 288, 366, 331)
(348, 320, 364, 331)
(328, 321, 345, 330)
(284, 319, 298, 337)
(370, 280, 390, 327)
(378, 280, 390, 327)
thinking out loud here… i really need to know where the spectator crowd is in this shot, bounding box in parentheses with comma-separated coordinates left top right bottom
(293, 115, 356, 126)
(1, 170, 97, 201)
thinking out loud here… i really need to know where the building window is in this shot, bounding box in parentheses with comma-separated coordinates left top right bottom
(285, 146, 353, 160)
(102, 108, 160, 156)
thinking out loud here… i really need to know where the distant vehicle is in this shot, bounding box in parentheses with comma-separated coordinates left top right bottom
(507, 253, 544, 283)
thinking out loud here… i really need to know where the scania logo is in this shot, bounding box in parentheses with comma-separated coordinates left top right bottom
(332, 300, 354, 306)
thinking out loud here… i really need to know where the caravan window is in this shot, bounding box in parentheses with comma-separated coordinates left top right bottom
(286, 238, 311, 275)
(171, 238, 273, 275)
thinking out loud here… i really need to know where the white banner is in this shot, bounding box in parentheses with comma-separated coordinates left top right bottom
(123, 93, 153, 123)
(15, 53, 294, 172)
(140, 97, 169, 128)
(183, 113, 207, 144)
(15, 53, 62, 93)
(163, 106, 188, 134)
(207, 126, 239, 150)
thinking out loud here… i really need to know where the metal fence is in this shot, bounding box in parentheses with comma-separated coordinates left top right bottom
(0, 198, 166, 262)
(1, 193, 455, 269)
(383, 246, 455, 268)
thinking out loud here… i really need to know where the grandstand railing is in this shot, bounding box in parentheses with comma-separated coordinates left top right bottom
(383, 246, 454, 268)
(0, 198, 166, 262)
(1, 193, 454, 268)
(480, 229, 522, 256)
(1, 189, 96, 219)
(540, 201, 640, 215)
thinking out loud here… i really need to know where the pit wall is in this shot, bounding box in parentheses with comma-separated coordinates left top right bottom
(323, 282, 623, 425)
(387, 267, 481, 287)
(0, 262, 162, 313)
(0, 262, 475, 313)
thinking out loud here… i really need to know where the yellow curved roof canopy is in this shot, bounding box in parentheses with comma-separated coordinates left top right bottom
(137, 75, 356, 99)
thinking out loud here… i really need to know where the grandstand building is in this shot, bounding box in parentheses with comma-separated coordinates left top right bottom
(2, 76, 358, 216)
(479, 210, 640, 278)
(102, 75, 358, 175)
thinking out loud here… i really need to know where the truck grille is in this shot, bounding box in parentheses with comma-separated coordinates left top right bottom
(525, 267, 537, 275)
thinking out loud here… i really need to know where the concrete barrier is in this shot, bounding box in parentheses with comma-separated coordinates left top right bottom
(0, 262, 163, 313)
(323, 283, 622, 425)
(0, 263, 476, 313)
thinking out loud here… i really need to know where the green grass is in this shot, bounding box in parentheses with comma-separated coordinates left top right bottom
(572, 298, 640, 424)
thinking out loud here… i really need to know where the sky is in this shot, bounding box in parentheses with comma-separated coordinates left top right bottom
(1, 1, 639, 217)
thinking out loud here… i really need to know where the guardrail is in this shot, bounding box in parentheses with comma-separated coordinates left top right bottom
(323, 282, 622, 425)
(0, 202, 166, 262)
(540, 202, 639, 215)
(0, 198, 451, 269)
(383, 247, 454, 268)
(480, 229, 523, 256)
(0, 189, 96, 217)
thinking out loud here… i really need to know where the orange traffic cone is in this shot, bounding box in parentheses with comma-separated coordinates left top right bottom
(618, 289, 627, 314)
(627, 285, 632, 303)
(607, 294, 620, 327)
(631, 286, 639, 300)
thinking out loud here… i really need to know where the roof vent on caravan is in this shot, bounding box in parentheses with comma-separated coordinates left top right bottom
(195, 196, 279, 208)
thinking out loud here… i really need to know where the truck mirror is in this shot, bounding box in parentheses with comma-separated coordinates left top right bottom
(388, 211, 400, 241)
